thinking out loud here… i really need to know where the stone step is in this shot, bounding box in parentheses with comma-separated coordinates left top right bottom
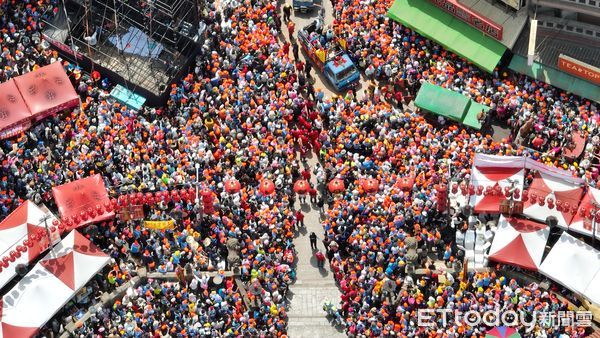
(290, 279, 338, 286)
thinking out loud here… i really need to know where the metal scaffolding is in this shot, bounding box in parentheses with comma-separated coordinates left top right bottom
(43, 0, 202, 102)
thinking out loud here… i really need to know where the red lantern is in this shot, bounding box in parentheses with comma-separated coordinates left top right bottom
(504, 190, 512, 198)
(23, 239, 30, 247)
(529, 192, 537, 202)
(88, 207, 96, 218)
(571, 205, 578, 214)
(52, 219, 59, 227)
(451, 183, 458, 194)
(459, 182, 467, 195)
(49, 226, 56, 233)
(468, 184, 475, 195)
(37, 228, 45, 237)
(294, 180, 310, 194)
(225, 179, 242, 194)
(521, 190, 528, 201)
(513, 192, 520, 200)
(538, 196, 545, 206)
(17, 245, 26, 253)
(259, 179, 276, 195)
(595, 211, 600, 220)
(2, 257, 10, 266)
(328, 179, 345, 194)
(564, 202, 570, 212)
(80, 210, 88, 221)
(8, 252, 16, 262)
(13, 250, 20, 259)
(58, 223, 65, 231)
(476, 185, 483, 196)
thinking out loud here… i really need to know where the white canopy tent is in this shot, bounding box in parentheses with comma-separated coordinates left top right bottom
(0, 230, 109, 337)
(469, 154, 525, 213)
(488, 215, 549, 271)
(539, 232, 600, 306)
(0, 201, 60, 289)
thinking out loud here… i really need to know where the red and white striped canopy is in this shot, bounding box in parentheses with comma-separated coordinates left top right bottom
(523, 171, 584, 228)
(570, 187, 600, 239)
(469, 154, 525, 213)
(488, 215, 549, 271)
(0, 201, 60, 289)
(0, 230, 109, 338)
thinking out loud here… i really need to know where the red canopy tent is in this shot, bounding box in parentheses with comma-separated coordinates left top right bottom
(13, 62, 79, 121)
(487, 215, 549, 271)
(52, 174, 114, 228)
(0, 79, 33, 140)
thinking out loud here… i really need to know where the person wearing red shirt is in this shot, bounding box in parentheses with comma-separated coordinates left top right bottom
(295, 210, 304, 228)
(309, 186, 317, 204)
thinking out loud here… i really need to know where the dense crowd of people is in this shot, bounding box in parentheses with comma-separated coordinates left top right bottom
(0, 0, 597, 337)
(332, 0, 598, 160)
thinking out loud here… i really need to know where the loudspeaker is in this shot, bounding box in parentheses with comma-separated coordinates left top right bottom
(546, 216, 558, 228)
(15, 264, 28, 277)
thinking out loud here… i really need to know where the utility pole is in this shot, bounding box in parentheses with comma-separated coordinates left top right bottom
(40, 214, 56, 257)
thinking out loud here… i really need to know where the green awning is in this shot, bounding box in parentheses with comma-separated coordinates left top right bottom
(415, 82, 486, 130)
(509, 55, 600, 103)
(462, 101, 490, 130)
(387, 0, 507, 73)
(414, 82, 469, 122)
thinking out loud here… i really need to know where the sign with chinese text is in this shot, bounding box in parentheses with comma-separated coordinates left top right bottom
(429, 0, 504, 40)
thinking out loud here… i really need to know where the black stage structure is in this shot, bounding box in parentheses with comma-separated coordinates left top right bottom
(42, 0, 205, 106)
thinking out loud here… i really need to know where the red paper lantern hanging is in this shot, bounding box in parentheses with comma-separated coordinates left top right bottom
(58, 222, 65, 231)
(37, 228, 45, 237)
(468, 184, 475, 195)
(17, 245, 27, 253)
(564, 202, 570, 212)
(49, 226, 56, 233)
(13, 250, 20, 259)
(8, 252, 16, 262)
(2, 257, 10, 266)
(538, 196, 545, 206)
(23, 239, 30, 247)
(88, 207, 96, 218)
(595, 210, 600, 220)
(521, 190, 528, 202)
(52, 219, 59, 227)
(459, 182, 467, 195)
(80, 210, 88, 221)
(571, 205, 578, 214)
(580, 207, 587, 217)
(451, 183, 458, 194)
(476, 185, 483, 196)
